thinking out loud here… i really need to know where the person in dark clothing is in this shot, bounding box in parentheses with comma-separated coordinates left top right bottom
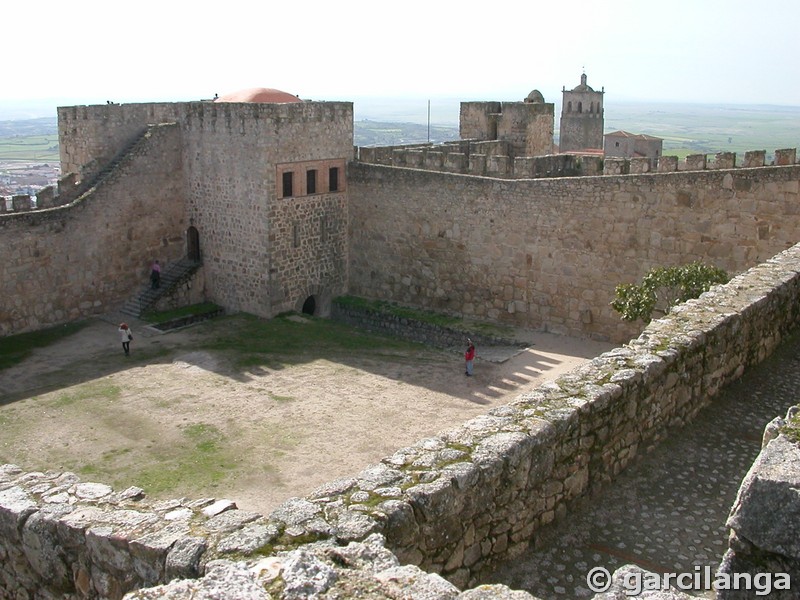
(150, 260, 161, 289)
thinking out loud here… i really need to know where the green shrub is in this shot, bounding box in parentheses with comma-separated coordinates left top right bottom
(611, 261, 730, 323)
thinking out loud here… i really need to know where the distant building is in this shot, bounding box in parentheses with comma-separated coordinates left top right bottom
(559, 73, 604, 152)
(604, 130, 663, 161)
(460, 89, 554, 157)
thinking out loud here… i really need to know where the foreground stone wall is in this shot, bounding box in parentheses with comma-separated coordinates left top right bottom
(4, 242, 800, 598)
(0, 124, 186, 336)
(717, 407, 800, 599)
(348, 161, 800, 344)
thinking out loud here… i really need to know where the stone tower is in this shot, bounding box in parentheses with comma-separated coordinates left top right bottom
(558, 72, 604, 152)
(459, 90, 554, 158)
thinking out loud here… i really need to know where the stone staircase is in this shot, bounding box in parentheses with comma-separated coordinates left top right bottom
(77, 129, 151, 195)
(120, 258, 201, 318)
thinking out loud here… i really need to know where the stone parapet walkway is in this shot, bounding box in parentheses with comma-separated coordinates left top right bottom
(483, 328, 800, 598)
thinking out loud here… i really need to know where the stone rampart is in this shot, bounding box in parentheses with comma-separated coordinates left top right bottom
(348, 160, 800, 344)
(357, 141, 602, 178)
(3, 242, 800, 598)
(358, 143, 798, 181)
(0, 124, 186, 336)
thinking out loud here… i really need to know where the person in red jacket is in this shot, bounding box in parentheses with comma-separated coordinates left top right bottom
(465, 339, 475, 376)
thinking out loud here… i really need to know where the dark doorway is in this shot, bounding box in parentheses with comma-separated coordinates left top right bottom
(302, 295, 316, 315)
(187, 226, 200, 262)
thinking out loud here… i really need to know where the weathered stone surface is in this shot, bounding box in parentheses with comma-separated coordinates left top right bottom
(269, 497, 321, 527)
(217, 522, 281, 554)
(324, 533, 399, 572)
(204, 509, 262, 533)
(457, 584, 538, 599)
(124, 560, 272, 599)
(331, 508, 382, 542)
(73, 482, 113, 500)
(281, 548, 337, 599)
(165, 536, 207, 580)
(201, 499, 237, 518)
(726, 435, 800, 559)
(356, 463, 406, 491)
(374, 564, 459, 598)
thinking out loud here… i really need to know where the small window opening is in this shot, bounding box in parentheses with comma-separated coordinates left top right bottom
(329, 167, 339, 192)
(282, 171, 294, 197)
(306, 169, 317, 195)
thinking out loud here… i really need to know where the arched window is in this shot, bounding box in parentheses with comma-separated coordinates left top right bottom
(578, 102, 583, 113)
(567, 101, 572, 113)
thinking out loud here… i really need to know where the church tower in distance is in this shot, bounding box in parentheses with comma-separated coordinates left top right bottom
(559, 72, 605, 152)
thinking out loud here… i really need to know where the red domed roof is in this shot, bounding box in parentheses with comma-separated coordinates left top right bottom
(214, 88, 302, 104)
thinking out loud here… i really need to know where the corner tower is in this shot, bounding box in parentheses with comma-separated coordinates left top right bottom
(558, 72, 604, 152)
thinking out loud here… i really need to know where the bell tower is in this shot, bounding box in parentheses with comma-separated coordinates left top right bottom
(559, 72, 605, 152)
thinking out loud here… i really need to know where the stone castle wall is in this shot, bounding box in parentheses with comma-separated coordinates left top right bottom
(177, 101, 353, 318)
(58, 103, 185, 182)
(357, 144, 796, 181)
(347, 161, 800, 344)
(3, 242, 800, 598)
(459, 102, 554, 158)
(1, 101, 354, 336)
(0, 124, 186, 336)
(357, 142, 596, 178)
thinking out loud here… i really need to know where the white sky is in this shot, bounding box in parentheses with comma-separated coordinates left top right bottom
(5, 0, 799, 107)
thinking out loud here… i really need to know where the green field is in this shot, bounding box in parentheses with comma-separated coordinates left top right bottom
(0, 134, 59, 162)
(604, 102, 800, 161)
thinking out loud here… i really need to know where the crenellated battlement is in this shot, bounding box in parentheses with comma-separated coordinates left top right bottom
(356, 142, 799, 179)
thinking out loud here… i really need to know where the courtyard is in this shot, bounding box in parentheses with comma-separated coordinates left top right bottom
(0, 312, 613, 516)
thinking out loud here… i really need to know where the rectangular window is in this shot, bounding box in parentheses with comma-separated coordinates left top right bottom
(306, 169, 317, 195)
(293, 222, 300, 248)
(329, 167, 339, 192)
(282, 171, 294, 198)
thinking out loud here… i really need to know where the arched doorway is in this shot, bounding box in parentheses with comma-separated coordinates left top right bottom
(187, 226, 200, 262)
(301, 295, 316, 316)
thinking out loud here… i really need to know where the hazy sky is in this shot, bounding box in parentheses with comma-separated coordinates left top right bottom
(5, 0, 799, 109)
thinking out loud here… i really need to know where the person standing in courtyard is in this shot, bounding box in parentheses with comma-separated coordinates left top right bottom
(119, 323, 133, 356)
(150, 259, 161, 289)
(465, 339, 475, 376)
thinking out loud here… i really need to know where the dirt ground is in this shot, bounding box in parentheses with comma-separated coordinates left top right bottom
(0, 313, 614, 516)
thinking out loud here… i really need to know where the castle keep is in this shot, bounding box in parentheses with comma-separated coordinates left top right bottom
(1, 91, 352, 336)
